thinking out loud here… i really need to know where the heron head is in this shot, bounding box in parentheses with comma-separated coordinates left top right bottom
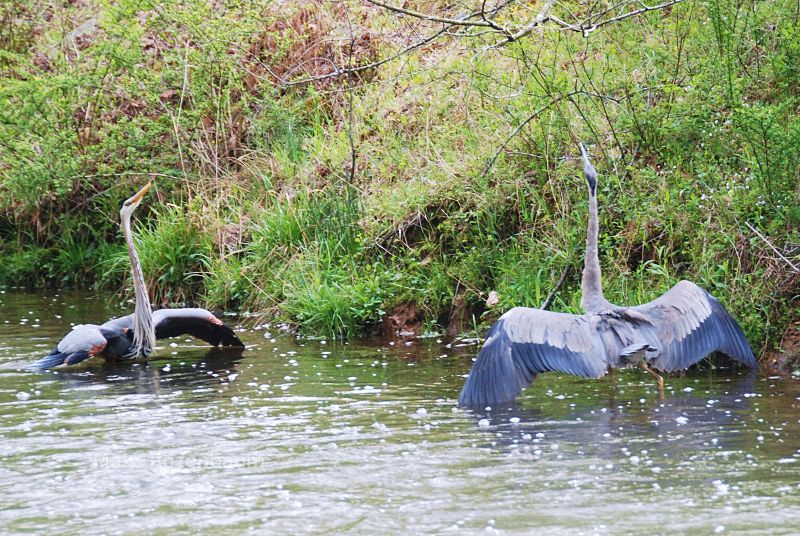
(120, 181, 152, 218)
(579, 143, 597, 195)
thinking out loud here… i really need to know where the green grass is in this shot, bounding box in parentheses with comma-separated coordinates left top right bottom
(0, 0, 797, 351)
(97, 205, 212, 305)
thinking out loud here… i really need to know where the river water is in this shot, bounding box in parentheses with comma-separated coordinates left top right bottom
(1, 289, 798, 534)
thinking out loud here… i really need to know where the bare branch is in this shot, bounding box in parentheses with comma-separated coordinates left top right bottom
(343, 2, 358, 185)
(584, 0, 687, 34)
(583, 0, 630, 25)
(282, 26, 450, 86)
(493, 0, 555, 44)
(541, 264, 571, 310)
(366, 0, 505, 30)
(368, 0, 686, 42)
(282, 0, 688, 87)
(280, 0, 517, 86)
(745, 221, 800, 273)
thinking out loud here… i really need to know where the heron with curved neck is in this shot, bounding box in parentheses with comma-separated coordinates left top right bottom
(120, 181, 156, 358)
(458, 143, 757, 407)
(33, 182, 243, 369)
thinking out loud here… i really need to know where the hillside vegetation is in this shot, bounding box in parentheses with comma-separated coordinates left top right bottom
(1, 0, 797, 360)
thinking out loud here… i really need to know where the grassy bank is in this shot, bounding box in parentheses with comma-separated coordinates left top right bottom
(1, 1, 798, 360)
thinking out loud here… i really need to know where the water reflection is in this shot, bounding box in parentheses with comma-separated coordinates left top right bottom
(1, 290, 799, 535)
(470, 373, 759, 457)
(49, 347, 247, 396)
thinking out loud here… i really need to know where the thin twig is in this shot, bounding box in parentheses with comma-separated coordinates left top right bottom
(483, 88, 626, 177)
(283, 0, 685, 88)
(482, 90, 580, 177)
(369, 0, 683, 46)
(591, 0, 686, 30)
(541, 264, 571, 310)
(366, 0, 503, 29)
(584, 0, 631, 26)
(282, 26, 450, 86)
(494, 0, 555, 44)
(343, 2, 358, 185)
(282, 0, 516, 86)
(745, 221, 800, 272)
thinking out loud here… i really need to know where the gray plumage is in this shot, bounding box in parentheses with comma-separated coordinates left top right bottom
(32, 183, 243, 369)
(101, 308, 243, 348)
(459, 144, 756, 407)
(120, 185, 156, 358)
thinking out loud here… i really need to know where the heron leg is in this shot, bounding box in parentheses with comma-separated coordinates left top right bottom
(606, 366, 618, 402)
(639, 362, 664, 397)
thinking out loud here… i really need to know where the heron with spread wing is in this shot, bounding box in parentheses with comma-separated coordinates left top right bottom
(458, 144, 756, 407)
(33, 182, 243, 369)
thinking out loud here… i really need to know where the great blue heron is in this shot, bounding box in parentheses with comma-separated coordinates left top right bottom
(33, 182, 243, 369)
(458, 144, 756, 407)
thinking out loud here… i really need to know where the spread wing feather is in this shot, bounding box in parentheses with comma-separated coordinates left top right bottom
(56, 324, 107, 354)
(458, 307, 608, 407)
(153, 308, 244, 347)
(34, 308, 243, 369)
(632, 280, 755, 371)
(31, 325, 109, 369)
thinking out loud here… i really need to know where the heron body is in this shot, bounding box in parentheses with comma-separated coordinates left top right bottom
(33, 182, 243, 370)
(459, 145, 756, 407)
(39, 323, 134, 367)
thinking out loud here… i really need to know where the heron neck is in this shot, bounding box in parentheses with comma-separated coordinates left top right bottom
(122, 212, 155, 356)
(581, 191, 606, 312)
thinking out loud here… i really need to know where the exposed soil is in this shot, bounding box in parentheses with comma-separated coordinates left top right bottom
(382, 302, 423, 337)
(445, 293, 473, 338)
(763, 318, 800, 374)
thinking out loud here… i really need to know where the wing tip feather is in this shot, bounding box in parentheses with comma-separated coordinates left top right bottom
(459, 313, 607, 406)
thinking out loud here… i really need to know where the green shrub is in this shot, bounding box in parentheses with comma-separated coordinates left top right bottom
(98, 205, 211, 305)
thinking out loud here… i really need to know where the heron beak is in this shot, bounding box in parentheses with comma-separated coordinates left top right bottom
(129, 181, 152, 204)
(579, 143, 590, 166)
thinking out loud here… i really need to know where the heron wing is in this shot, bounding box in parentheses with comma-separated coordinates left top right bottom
(57, 324, 108, 355)
(458, 307, 608, 407)
(153, 308, 244, 347)
(31, 325, 109, 369)
(101, 314, 133, 331)
(631, 280, 755, 371)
